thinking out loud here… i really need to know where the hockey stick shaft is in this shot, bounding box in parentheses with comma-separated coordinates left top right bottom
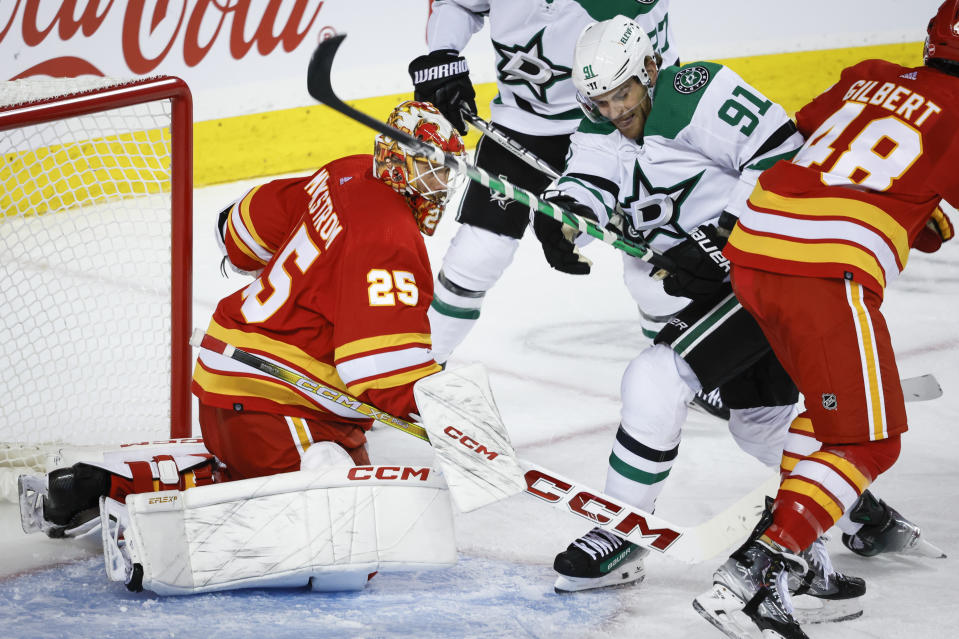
(306, 35, 676, 272)
(460, 106, 561, 179)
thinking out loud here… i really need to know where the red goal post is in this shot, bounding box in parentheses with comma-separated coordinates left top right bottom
(0, 76, 193, 498)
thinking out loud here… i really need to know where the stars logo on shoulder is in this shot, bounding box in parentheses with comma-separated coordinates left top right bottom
(674, 66, 710, 94)
(492, 28, 571, 103)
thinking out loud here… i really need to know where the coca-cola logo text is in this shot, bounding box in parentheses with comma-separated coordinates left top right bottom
(1, 0, 327, 78)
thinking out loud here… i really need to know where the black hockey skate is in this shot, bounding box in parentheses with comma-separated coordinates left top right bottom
(841, 490, 946, 558)
(690, 387, 730, 420)
(693, 539, 809, 639)
(790, 536, 865, 624)
(553, 527, 648, 593)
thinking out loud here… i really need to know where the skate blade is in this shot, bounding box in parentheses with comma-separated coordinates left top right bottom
(692, 585, 764, 639)
(913, 535, 947, 559)
(792, 594, 863, 624)
(553, 564, 646, 593)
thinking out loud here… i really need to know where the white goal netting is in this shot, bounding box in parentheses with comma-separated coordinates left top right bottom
(0, 76, 191, 500)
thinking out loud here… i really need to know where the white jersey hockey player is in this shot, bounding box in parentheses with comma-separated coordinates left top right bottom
(538, 15, 924, 623)
(407, 0, 678, 364)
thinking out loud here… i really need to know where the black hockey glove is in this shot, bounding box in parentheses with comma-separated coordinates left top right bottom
(408, 49, 476, 135)
(659, 224, 730, 300)
(533, 195, 597, 275)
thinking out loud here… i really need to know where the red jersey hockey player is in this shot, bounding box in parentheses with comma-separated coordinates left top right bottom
(694, 3, 959, 638)
(194, 100, 465, 479)
(22, 101, 466, 536)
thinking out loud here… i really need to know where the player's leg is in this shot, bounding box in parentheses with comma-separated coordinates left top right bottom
(782, 415, 935, 557)
(622, 255, 730, 419)
(429, 127, 570, 363)
(197, 402, 370, 480)
(697, 268, 905, 636)
(554, 288, 770, 592)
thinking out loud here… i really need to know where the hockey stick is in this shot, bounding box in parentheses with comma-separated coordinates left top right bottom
(459, 104, 561, 179)
(306, 34, 677, 273)
(192, 329, 778, 563)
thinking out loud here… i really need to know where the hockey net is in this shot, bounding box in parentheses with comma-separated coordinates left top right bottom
(0, 76, 193, 501)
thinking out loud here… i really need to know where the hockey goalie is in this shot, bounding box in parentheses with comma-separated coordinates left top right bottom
(17, 101, 525, 596)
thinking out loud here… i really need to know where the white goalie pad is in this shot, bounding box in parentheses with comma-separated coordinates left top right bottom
(103, 465, 456, 595)
(414, 363, 526, 512)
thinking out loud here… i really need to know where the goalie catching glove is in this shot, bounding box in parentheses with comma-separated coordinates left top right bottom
(658, 224, 730, 300)
(408, 50, 476, 135)
(533, 194, 598, 275)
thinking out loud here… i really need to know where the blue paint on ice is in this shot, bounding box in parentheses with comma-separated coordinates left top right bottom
(0, 556, 624, 639)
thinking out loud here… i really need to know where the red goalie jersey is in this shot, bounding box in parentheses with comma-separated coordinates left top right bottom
(193, 154, 441, 430)
(726, 59, 959, 296)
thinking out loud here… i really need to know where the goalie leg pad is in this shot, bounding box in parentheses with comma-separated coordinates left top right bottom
(110, 465, 456, 595)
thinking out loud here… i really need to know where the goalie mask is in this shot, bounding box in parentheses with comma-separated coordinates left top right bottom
(373, 101, 466, 235)
(572, 15, 657, 127)
(925, 0, 959, 74)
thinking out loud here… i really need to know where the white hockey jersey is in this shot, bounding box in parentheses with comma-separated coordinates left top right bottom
(427, 0, 678, 135)
(557, 62, 803, 255)
(553, 62, 803, 313)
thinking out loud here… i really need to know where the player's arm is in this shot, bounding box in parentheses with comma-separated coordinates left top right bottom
(529, 122, 627, 274)
(676, 64, 804, 221)
(408, 0, 487, 133)
(218, 177, 310, 276)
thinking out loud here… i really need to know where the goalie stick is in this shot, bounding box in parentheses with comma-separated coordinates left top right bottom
(191, 329, 941, 562)
(192, 329, 762, 562)
(306, 34, 677, 274)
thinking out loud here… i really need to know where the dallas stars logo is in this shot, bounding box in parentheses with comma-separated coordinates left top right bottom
(489, 174, 511, 210)
(492, 28, 571, 103)
(620, 161, 704, 242)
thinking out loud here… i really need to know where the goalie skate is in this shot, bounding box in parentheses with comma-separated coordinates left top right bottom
(17, 473, 101, 538)
(553, 527, 648, 593)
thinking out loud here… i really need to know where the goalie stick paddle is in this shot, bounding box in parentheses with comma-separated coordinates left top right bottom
(305, 34, 677, 274)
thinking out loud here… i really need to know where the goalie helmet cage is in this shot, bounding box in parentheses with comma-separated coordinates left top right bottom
(0, 76, 193, 499)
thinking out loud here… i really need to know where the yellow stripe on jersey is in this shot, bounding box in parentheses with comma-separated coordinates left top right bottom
(225, 185, 268, 266)
(334, 332, 433, 361)
(208, 320, 348, 391)
(729, 226, 889, 289)
(780, 477, 844, 521)
(809, 450, 871, 493)
(194, 361, 325, 412)
(789, 416, 814, 434)
(846, 282, 886, 440)
(750, 185, 911, 266)
(238, 185, 271, 253)
(347, 361, 443, 396)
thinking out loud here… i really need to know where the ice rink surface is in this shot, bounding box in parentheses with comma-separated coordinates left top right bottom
(1, 170, 957, 639)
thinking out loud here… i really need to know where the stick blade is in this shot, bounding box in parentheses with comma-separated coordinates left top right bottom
(901, 374, 942, 402)
(307, 33, 346, 103)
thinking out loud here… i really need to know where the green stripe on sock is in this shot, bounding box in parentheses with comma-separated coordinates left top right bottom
(430, 297, 481, 320)
(609, 452, 671, 485)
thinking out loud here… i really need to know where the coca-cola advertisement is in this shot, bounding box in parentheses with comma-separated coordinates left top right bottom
(0, 0, 437, 120)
